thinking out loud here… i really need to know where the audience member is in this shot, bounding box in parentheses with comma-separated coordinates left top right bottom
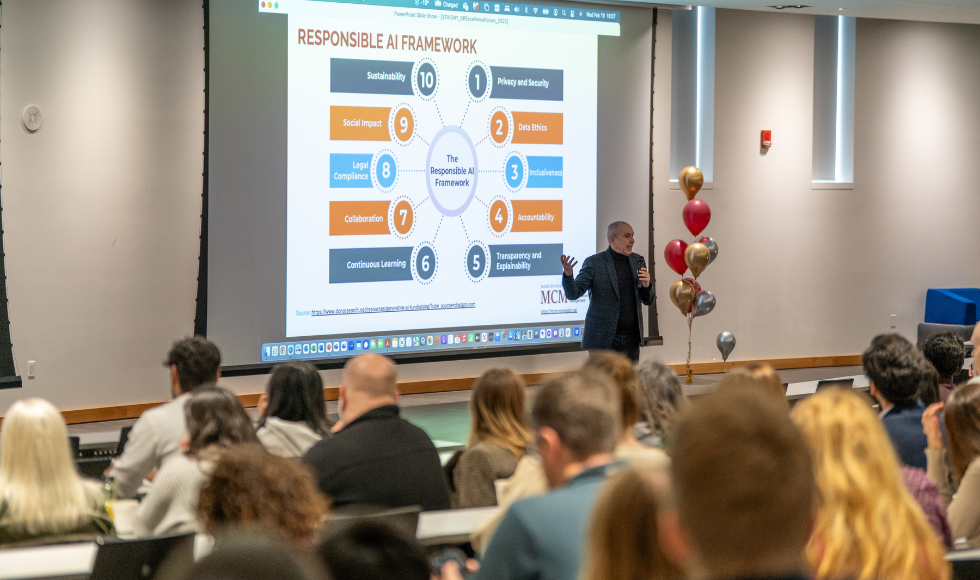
(446, 369, 532, 508)
(793, 389, 950, 579)
(580, 467, 681, 580)
(971, 322, 980, 384)
(197, 445, 329, 548)
(476, 368, 624, 580)
(164, 531, 324, 580)
(317, 520, 431, 580)
(134, 387, 260, 537)
(924, 382, 980, 546)
(302, 353, 450, 512)
(633, 360, 687, 450)
(718, 363, 787, 409)
(110, 337, 221, 497)
(256, 362, 330, 458)
(863, 333, 931, 469)
(666, 388, 813, 580)
(923, 331, 967, 403)
(0, 399, 114, 545)
(585, 351, 670, 470)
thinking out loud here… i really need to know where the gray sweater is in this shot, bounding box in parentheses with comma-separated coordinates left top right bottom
(256, 417, 323, 459)
(134, 452, 212, 538)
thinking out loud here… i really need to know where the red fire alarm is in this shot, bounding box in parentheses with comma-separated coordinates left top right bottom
(761, 130, 772, 149)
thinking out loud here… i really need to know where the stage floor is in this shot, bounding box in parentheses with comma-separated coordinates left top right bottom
(66, 365, 864, 452)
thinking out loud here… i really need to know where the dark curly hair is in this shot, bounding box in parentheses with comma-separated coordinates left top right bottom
(922, 332, 966, 383)
(198, 445, 330, 547)
(862, 334, 929, 406)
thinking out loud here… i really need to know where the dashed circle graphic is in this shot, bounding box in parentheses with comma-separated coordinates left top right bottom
(463, 240, 491, 282)
(388, 196, 417, 239)
(412, 59, 440, 100)
(388, 103, 417, 146)
(371, 149, 399, 193)
(502, 151, 528, 192)
(488, 107, 513, 148)
(487, 196, 513, 237)
(465, 61, 493, 103)
(412, 243, 438, 284)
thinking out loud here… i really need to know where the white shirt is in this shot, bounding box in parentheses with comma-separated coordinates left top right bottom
(110, 393, 192, 498)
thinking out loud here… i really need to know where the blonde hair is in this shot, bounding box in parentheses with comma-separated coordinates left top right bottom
(580, 468, 681, 580)
(0, 399, 105, 535)
(468, 369, 533, 457)
(585, 351, 640, 426)
(719, 363, 788, 410)
(790, 390, 949, 580)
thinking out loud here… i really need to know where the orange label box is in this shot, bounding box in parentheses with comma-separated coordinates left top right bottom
(512, 112, 563, 145)
(330, 201, 391, 235)
(511, 200, 562, 232)
(330, 107, 391, 141)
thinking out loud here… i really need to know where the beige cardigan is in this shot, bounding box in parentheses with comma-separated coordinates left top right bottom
(926, 448, 980, 546)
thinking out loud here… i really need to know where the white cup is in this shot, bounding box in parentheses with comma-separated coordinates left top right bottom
(110, 499, 139, 535)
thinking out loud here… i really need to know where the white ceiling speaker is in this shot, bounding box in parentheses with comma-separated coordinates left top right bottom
(22, 105, 42, 133)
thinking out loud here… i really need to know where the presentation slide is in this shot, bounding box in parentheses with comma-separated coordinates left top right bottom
(252, 0, 619, 362)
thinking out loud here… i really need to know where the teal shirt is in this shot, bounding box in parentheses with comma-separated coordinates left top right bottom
(477, 461, 625, 580)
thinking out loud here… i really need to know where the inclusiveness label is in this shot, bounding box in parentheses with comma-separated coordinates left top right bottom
(330, 153, 373, 188)
(526, 156, 563, 188)
(329, 247, 413, 283)
(490, 66, 564, 101)
(489, 244, 563, 277)
(330, 58, 415, 95)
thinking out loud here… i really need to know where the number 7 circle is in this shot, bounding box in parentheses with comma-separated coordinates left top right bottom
(388, 196, 416, 238)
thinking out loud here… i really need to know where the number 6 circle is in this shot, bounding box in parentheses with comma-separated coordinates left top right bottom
(412, 243, 438, 284)
(464, 241, 491, 282)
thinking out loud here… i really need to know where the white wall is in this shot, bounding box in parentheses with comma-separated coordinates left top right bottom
(0, 0, 205, 411)
(650, 10, 980, 366)
(2, 3, 978, 412)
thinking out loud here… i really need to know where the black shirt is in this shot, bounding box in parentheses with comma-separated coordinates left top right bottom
(610, 248, 639, 336)
(302, 405, 451, 512)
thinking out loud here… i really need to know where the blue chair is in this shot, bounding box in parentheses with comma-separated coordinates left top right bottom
(925, 288, 980, 326)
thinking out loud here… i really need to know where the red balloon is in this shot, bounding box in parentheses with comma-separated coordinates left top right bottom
(682, 277, 702, 296)
(664, 239, 688, 276)
(682, 199, 711, 237)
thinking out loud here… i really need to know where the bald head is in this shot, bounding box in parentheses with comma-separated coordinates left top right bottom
(342, 353, 398, 399)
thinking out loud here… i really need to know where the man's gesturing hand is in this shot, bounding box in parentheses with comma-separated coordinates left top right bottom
(560, 254, 578, 276)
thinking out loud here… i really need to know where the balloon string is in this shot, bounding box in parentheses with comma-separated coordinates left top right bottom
(686, 315, 694, 383)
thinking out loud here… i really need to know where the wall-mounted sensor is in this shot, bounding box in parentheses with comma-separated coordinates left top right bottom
(22, 106, 42, 132)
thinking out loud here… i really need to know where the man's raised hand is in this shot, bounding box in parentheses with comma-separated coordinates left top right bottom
(560, 254, 578, 276)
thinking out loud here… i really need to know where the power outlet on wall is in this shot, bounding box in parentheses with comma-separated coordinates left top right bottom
(890, 314, 897, 330)
(27, 360, 35, 379)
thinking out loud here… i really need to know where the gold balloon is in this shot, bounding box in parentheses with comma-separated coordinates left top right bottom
(669, 279, 696, 315)
(684, 243, 710, 279)
(679, 166, 704, 201)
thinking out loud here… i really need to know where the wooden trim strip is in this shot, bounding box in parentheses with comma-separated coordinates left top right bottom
(40, 355, 861, 425)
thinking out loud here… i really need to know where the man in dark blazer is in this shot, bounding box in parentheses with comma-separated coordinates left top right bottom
(561, 221, 652, 362)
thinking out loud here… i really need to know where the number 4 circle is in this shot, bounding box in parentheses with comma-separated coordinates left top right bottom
(488, 196, 513, 237)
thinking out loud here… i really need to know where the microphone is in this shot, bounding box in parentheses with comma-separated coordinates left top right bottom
(635, 255, 646, 289)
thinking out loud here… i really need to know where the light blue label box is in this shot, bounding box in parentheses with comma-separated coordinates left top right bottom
(330, 154, 373, 188)
(527, 156, 563, 188)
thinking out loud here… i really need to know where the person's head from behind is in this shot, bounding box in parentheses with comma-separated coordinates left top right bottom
(791, 389, 949, 580)
(165, 336, 221, 397)
(198, 445, 329, 548)
(606, 221, 635, 255)
(634, 360, 686, 448)
(0, 398, 102, 533)
(317, 520, 430, 580)
(259, 362, 330, 436)
(942, 382, 980, 482)
(923, 331, 966, 385)
(167, 531, 323, 580)
(669, 388, 813, 579)
(862, 334, 923, 406)
(339, 353, 398, 424)
(581, 468, 681, 580)
(718, 363, 788, 410)
(184, 387, 260, 456)
(468, 369, 532, 457)
(584, 351, 640, 439)
(531, 369, 621, 488)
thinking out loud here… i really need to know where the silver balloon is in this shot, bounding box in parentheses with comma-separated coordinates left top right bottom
(716, 331, 736, 362)
(696, 236, 719, 264)
(692, 290, 716, 318)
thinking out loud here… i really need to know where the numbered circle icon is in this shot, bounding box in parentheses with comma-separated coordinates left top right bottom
(388, 197, 415, 238)
(389, 105, 416, 145)
(372, 151, 397, 191)
(489, 108, 513, 147)
(467, 62, 491, 101)
(465, 241, 490, 282)
(412, 244, 438, 284)
(504, 153, 527, 191)
(488, 197, 513, 236)
(413, 60, 439, 99)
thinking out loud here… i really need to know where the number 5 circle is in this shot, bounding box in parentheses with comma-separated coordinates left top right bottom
(488, 196, 513, 237)
(412, 244, 438, 284)
(371, 150, 398, 193)
(388, 197, 416, 238)
(464, 241, 490, 282)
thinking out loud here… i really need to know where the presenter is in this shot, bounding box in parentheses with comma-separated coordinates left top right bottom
(561, 221, 652, 362)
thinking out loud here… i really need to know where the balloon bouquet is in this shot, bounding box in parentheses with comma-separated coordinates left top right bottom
(665, 167, 735, 382)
